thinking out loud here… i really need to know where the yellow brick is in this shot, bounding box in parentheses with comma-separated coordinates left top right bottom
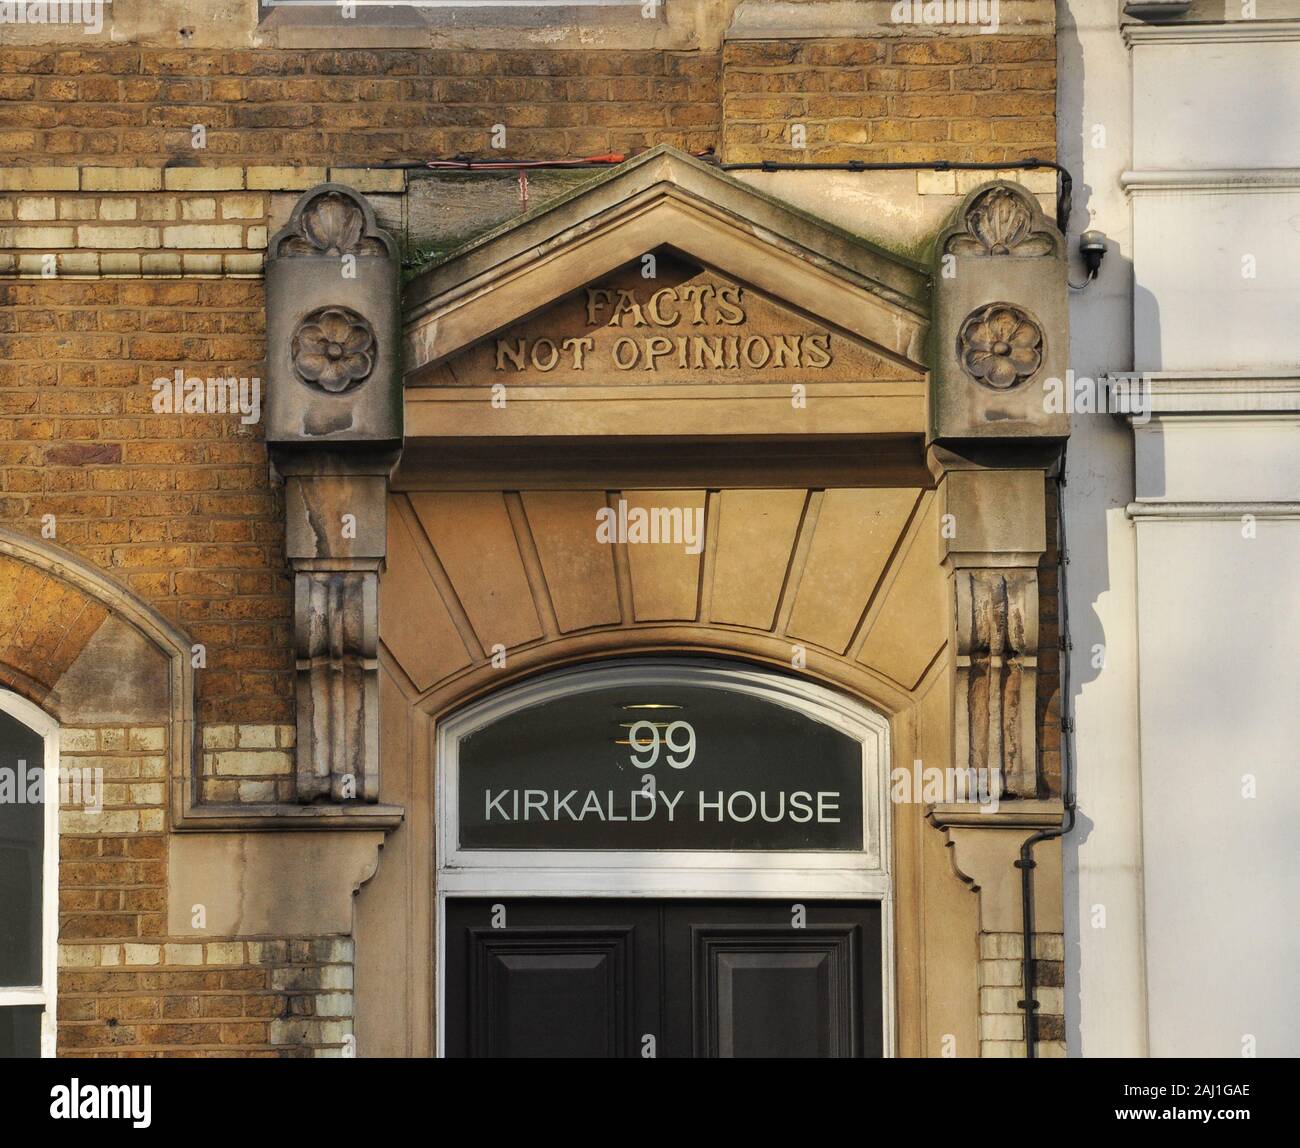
(128, 782, 164, 804)
(59, 728, 98, 752)
(916, 170, 957, 195)
(56, 252, 98, 275)
(61, 809, 140, 834)
(206, 942, 245, 965)
(221, 194, 265, 220)
(164, 943, 204, 965)
(100, 945, 122, 967)
(210, 750, 293, 777)
(58, 197, 97, 220)
(246, 165, 327, 190)
(237, 725, 278, 749)
(127, 727, 166, 752)
(223, 252, 263, 275)
(76, 225, 159, 249)
(329, 167, 404, 194)
(82, 167, 161, 192)
(140, 809, 165, 832)
(140, 197, 180, 221)
(246, 225, 268, 250)
(98, 198, 138, 221)
(123, 944, 161, 966)
(59, 945, 101, 968)
(141, 252, 182, 275)
(163, 223, 243, 249)
(163, 167, 245, 192)
(13, 226, 75, 248)
(100, 252, 142, 275)
(0, 200, 12, 220)
(202, 724, 238, 749)
(181, 253, 223, 274)
(16, 196, 56, 220)
(0, 167, 79, 191)
(181, 197, 217, 221)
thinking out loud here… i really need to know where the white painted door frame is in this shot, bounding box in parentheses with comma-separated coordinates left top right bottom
(0, 689, 60, 1058)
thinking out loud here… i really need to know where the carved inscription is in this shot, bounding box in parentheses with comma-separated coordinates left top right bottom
(494, 282, 834, 374)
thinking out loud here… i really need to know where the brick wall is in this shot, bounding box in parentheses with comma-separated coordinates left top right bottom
(0, 278, 290, 725)
(721, 37, 1055, 164)
(57, 723, 353, 1056)
(0, 49, 722, 166)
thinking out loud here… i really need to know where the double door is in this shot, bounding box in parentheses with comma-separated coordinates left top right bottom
(444, 898, 882, 1058)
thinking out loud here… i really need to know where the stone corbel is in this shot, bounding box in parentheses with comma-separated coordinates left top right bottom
(928, 181, 1067, 804)
(934, 455, 1050, 801)
(266, 185, 403, 808)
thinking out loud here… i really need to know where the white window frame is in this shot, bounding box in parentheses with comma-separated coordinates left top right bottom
(0, 690, 59, 1058)
(435, 657, 894, 1057)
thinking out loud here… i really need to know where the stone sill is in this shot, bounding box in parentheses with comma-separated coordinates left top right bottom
(174, 801, 406, 832)
(928, 800, 1065, 830)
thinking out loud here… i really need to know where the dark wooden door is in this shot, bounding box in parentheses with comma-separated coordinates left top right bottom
(444, 899, 882, 1058)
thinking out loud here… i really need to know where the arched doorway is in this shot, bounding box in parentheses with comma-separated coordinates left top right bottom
(435, 658, 893, 1058)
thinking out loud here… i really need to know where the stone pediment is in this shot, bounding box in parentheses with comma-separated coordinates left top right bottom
(420, 252, 922, 388)
(401, 147, 931, 442)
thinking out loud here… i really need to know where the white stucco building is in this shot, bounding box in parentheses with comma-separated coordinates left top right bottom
(1061, 0, 1300, 1058)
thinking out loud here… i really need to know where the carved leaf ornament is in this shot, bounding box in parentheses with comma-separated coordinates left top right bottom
(948, 186, 1054, 257)
(278, 190, 388, 258)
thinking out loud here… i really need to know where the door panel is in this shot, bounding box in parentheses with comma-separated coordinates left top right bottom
(445, 900, 658, 1058)
(445, 899, 882, 1058)
(663, 902, 881, 1058)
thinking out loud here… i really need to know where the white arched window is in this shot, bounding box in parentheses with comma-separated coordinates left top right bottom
(435, 658, 895, 1056)
(0, 691, 58, 1058)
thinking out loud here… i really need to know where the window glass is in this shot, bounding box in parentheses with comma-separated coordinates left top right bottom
(0, 710, 44, 988)
(0, 1005, 42, 1059)
(458, 681, 864, 851)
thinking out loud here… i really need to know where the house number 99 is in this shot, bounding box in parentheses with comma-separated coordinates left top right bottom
(627, 720, 696, 769)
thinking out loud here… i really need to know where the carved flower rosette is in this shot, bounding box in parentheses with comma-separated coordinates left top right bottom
(291, 306, 376, 394)
(958, 303, 1043, 390)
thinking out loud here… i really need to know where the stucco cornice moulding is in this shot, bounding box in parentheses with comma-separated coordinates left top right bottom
(1123, 19, 1300, 45)
(1106, 371, 1300, 414)
(725, 0, 1054, 40)
(1120, 169, 1300, 195)
(1127, 501, 1300, 521)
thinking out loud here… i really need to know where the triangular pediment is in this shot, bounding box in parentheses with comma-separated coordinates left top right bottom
(403, 146, 931, 381)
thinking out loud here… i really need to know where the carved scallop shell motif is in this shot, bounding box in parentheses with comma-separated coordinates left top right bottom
(291, 306, 376, 393)
(958, 303, 1043, 390)
(948, 186, 1054, 257)
(278, 190, 388, 258)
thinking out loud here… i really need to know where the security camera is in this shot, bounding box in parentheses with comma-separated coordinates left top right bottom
(1079, 231, 1107, 279)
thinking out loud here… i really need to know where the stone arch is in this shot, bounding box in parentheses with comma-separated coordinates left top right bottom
(0, 527, 196, 816)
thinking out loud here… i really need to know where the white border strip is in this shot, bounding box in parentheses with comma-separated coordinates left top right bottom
(0, 690, 59, 1058)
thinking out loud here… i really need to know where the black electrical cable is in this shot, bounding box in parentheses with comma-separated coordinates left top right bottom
(365, 152, 1075, 233)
